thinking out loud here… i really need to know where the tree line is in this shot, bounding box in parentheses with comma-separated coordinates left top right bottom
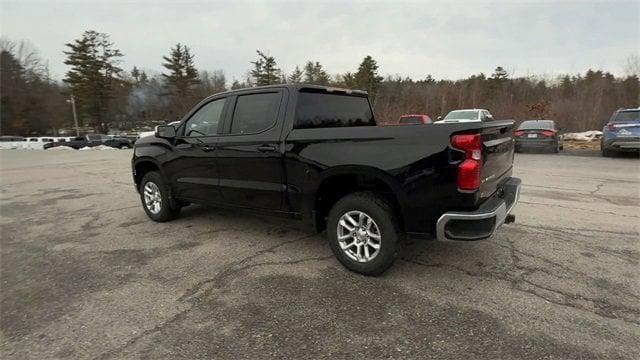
(1, 30, 638, 136)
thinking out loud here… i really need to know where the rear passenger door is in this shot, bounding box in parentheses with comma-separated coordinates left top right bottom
(216, 88, 287, 210)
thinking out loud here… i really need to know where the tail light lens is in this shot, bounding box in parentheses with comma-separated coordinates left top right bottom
(607, 123, 617, 132)
(542, 130, 554, 137)
(514, 130, 524, 137)
(451, 134, 482, 191)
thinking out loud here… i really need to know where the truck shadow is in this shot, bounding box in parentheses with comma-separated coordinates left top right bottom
(174, 204, 498, 278)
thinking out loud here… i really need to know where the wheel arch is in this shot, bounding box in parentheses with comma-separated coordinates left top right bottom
(312, 166, 407, 233)
(133, 157, 165, 191)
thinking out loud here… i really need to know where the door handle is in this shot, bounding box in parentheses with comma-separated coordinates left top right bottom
(200, 144, 215, 152)
(257, 144, 277, 152)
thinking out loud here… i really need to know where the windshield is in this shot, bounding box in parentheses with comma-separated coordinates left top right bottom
(444, 110, 479, 120)
(613, 110, 640, 122)
(518, 120, 554, 130)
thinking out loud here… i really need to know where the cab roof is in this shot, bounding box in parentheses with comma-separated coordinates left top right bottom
(212, 84, 368, 97)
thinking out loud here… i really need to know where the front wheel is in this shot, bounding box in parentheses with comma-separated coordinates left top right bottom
(139, 171, 180, 222)
(327, 192, 400, 276)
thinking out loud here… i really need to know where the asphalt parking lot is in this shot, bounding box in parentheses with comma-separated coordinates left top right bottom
(1, 150, 638, 359)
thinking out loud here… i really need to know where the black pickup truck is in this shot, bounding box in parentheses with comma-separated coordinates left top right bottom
(132, 85, 521, 275)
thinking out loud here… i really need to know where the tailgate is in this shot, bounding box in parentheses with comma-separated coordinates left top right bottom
(479, 121, 515, 200)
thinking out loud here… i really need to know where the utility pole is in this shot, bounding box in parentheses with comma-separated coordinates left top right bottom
(67, 95, 79, 136)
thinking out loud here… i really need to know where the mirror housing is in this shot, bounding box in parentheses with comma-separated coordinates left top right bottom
(437, 116, 443, 120)
(155, 125, 176, 139)
(486, 114, 494, 120)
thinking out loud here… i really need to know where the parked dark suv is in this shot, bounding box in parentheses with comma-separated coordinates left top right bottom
(601, 108, 640, 157)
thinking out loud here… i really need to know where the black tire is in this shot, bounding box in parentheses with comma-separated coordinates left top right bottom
(139, 171, 180, 222)
(601, 143, 614, 157)
(553, 142, 559, 153)
(327, 192, 400, 276)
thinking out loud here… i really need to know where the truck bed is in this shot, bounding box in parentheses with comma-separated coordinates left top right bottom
(285, 120, 515, 234)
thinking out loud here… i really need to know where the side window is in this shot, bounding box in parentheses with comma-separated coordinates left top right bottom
(88, 135, 101, 141)
(294, 92, 375, 129)
(230, 93, 280, 134)
(184, 98, 226, 137)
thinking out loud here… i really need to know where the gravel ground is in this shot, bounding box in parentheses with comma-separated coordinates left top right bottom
(1, 149, 638, 359)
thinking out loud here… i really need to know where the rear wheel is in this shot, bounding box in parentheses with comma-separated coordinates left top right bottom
(327, 192, 400, 276)
(601, 142, 614, 157)
(139, 171, 180, 222)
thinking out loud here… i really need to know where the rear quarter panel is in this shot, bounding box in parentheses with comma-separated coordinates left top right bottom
(284, 122, 513, 233)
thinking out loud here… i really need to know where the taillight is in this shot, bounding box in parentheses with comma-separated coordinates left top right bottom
(451, 134, 482, 191)
(607, 123, 617, 132)
(542, 130, 554, 137)
(514, 130, 524, 137)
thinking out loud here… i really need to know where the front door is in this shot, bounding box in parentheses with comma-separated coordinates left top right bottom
(216, 89, 287, 210)
(165, 97, 227, 203)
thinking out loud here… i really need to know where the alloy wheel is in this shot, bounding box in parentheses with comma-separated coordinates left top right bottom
(337, 210, 382, 262)
(143, 182, 162, 214)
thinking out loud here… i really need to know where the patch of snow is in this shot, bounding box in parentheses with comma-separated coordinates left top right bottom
(94, 145, 118, 150)
(563, 131, 602, 141)
(47, 146, 76, 151)
(79, 145, 118, 151)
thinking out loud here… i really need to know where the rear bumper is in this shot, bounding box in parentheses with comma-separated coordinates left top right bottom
(436, 177, 521, 241)
(603, 137, 640, 151)
(515, 138, 556, 148)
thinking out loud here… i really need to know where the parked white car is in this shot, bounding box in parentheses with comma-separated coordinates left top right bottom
(435, 109, 493, 123)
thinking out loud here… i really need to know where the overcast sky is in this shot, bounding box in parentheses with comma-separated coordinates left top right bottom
(1, 0, 638, 82)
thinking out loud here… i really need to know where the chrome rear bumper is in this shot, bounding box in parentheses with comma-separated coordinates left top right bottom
(436, 178, 521, 241)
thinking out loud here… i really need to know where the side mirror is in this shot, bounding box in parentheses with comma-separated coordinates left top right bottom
(486, 114, 493, 120)
(437, 116, 443, 121)
(155, 125, 176, 139)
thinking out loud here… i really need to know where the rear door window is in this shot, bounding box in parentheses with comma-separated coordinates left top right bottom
(294, 92, 375, 129)
(229, 93, 281, 134)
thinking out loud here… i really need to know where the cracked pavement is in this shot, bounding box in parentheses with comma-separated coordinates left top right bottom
(0, 150, 638, 359)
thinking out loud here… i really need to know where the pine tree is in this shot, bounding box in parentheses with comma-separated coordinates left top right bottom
(488, 66, 509, 98)
(230, 79, 244, 90)
(162, 43, 199, 97)
(341, 72, 356, 88)
(288, 66, 303, 84)
(303, 61, 330, 85)
(491, 66, 509, 81)
(63, 30, 123, 131)
(354, 56, 383, 98)
(250, 50, 281, 86)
